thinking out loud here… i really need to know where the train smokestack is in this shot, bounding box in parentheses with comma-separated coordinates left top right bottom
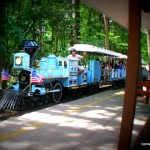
(19, 40, 40, 67)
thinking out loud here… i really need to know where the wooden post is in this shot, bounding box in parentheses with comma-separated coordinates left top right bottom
(118, 0, 141, 149)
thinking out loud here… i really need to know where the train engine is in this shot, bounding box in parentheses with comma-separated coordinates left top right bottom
(0, 40, 70, 110)
(0, 42, 126, 111)
(0, 40, 90, 111)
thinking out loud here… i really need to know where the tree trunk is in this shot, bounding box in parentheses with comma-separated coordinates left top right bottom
(68, 0, 74, 46)
(74, 0, 80, 42)
(103, 14, 110, 49)
(0, 1, 6, 87)
(31, 0, 36, 40)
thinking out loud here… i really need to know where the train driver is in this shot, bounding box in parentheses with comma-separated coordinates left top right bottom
(67, 47, 86, 75)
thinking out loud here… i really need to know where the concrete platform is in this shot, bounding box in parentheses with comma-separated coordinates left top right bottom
(0, 88, 150, 150)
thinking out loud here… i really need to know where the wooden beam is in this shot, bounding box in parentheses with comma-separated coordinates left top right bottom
(138, 81, 150, 88)
(118, 0, 141, 149)
(137, 90, 150, 97)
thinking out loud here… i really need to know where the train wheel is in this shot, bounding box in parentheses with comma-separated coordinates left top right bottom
(77, 88, 83, 96)
(88, 86, 93, 93)
(112, 81, 119, 89)
(95, 84, 100, 92)
(70, 89, 78, 98)
(52, 82, 63, 103)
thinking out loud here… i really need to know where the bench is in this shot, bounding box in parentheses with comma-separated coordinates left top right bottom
(137, 80, 150, 104)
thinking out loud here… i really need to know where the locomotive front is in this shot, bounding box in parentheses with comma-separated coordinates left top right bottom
(11, 40, 40, 90)
(0, 40, 66, 111)
(0, 40, 42, 110)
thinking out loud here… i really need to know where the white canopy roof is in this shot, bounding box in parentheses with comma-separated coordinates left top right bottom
(68, 44, 127, 58)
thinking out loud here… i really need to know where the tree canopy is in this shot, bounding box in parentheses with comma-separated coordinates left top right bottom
(0, 0, 148, 72)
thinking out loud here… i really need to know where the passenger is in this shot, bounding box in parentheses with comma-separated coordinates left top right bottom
(117, 62, 124, 70)
(117, 62, 124, 77)
(67, 47, 86, 75)
(142, 67, 148, 81)
(123, 63, 126, 70)
(114, 63, 118, 69)
(101, 62, 105, 69)
(101, 62, 105, 81)
(104, 61, 112, 81)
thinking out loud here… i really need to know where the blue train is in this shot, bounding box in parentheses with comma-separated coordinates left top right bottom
(0, 40, 127, 110)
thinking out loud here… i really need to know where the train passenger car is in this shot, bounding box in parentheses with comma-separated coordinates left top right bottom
(71, 44, 127, 88)
(0, 41, 127, 111)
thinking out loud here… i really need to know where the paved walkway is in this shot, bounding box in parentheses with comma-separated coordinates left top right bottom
(0, 88, 149, 150)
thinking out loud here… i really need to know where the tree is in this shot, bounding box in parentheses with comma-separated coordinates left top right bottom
(0, 1, 6, 75)
(103, 15, 109, 49)
(0, 0, 148, 75)
(74, 0, 80, 42)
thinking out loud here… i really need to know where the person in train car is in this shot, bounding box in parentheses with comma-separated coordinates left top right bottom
(103, 61, 112, 81)
(142, 67, 148, 81)
(67, 47, 86, 75)
(116, 61, 124, 77)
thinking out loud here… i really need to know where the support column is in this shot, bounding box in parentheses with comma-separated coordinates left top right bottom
(118, 0, 141, 149)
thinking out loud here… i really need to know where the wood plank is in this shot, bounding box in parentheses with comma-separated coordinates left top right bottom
(138, 81, 150, 88)
(137, 90, 150, 97)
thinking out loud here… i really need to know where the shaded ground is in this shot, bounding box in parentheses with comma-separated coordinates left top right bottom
(0, 88, 149, 150)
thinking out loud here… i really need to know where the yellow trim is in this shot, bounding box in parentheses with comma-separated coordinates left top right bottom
(0, 122, 44, 141)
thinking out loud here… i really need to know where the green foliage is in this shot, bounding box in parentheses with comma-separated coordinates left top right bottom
(0, 0, 148, 71)
(141, 30, 148, 64)
(109, 21, 128, 54)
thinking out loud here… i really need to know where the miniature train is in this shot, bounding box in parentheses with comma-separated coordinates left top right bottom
(0, 40, 127, 110)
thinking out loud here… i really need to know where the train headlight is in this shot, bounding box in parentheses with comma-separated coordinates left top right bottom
(20, 75, 26, 82)
(15, 57, 23, 66)
(19, 70, 30, 85)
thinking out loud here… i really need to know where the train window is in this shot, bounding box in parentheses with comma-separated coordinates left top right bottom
(59, 61, 62, 66)
(64, 61, 67, 68)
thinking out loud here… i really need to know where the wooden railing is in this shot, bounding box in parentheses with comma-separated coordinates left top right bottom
(137, 80, 150, 104)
